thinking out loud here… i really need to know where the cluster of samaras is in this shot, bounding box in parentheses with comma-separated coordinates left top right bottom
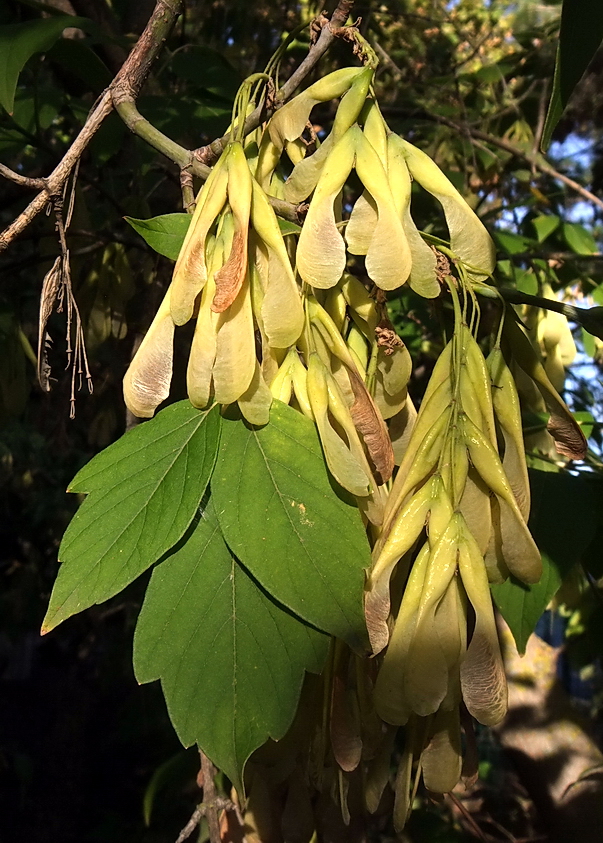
(123, 64, 585, 826)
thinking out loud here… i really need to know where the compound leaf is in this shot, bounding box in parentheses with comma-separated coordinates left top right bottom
(133, 502, 328, 794)
(211, 401, 371, 651)
(42, 402, 221, 632)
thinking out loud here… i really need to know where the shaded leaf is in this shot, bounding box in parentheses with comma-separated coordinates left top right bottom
(0, 16, 94, 113)
(42, 402, 221, 632)
(133, 502, 328, 794)
(491, 469, 598, 653)
(169, 46, 241, 99)
(211, 401, 371, 650)
(542, 0, 603, 149)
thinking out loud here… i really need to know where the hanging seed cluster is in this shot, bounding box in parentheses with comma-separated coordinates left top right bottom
(123, 62, 586, 827)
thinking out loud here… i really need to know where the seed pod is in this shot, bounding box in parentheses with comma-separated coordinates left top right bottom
(346, 364, 395, 485)
(284, 67, 373, 203)
(123, 287, 174, 418)
(421, 706, 463, 794)
(291, 354, 314, 419)
(364, 724, 398, 813)
(329, 642, 362, 773)
(238, 360, 272, 426)
(324, 286, 348, 334)
(255, 128, 282, 191)
(387, 134, 440, 298)
(387, 405, 451, 517)
(461, 326, 497, 447)
(353, 129, 412, 290)
(212, 275, 256, 405)
(398, 137, 496, 282)
(393, 732, 414, 832)
(483, 496, 511, 583)
(389, 394, 418, 466)
(250, 180, 304, 347)
(346, 192, 378, 255)
(504, 314, 587, 460)
(269, 349, 294, 404)
(307, 352, 371, 496)
(462, 413, 541, 583)
(268, 66, 367, 147)
(171, 150, 229, 325)
(346, 322, 369, 375)
(295, 127, 356, 289)
(212, 142, 253, 313)
(404, 517, 460, 716)
(341, 274, 379, 334)
(187, 249, 221, 409)
(374, 542, 431, 725)
(366, 475, 439, 654)
(374, 345, 411, 420)
(458, 468, 492, 556)
(382, 371, 453, 533)
(488, 346, 530, 519)
(458, 521, 508, 725)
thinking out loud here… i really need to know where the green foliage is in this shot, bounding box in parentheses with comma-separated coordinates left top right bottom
(542, 0, 603, 148)
(125, 213, 192, 260)
(212, 402, 371, 650)
(134, 500, 328, 794)
(42, 402, 221, 632)
(492, 469, 599, 653)
(125, 213, 300, 261)
(0, 16, 94, 113)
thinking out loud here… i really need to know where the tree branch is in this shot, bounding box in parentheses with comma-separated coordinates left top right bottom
(0, 0, 184, 253)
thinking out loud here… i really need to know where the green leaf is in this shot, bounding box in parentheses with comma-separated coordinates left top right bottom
(133, 502, 328, 794)
(532, 214, 560, 244)
(125, 213, 191, 260)
(42, 402, 221, 632)
(491, 469, 598, 653)
(126, 213, 299, 259)
(47, 37, 112, 92)
(573, 410, 595, 439)
(494, 231, 532, 255)
(278, 218, 302, 236)
(542, 0, 603, 150)
(0, 16, 94, 113)
(211, 402, 371, 651)
(563, 222, 598, 255)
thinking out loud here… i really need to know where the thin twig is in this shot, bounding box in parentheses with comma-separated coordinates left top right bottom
(0, 164, 45, 189)
(200, 751, 221, 843)
(191, 0, 356, 166)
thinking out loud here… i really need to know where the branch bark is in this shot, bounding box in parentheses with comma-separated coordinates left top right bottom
(0, 0, 184, 253)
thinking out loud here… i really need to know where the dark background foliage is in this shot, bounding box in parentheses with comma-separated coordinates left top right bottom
(1, 0, 603, 840)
